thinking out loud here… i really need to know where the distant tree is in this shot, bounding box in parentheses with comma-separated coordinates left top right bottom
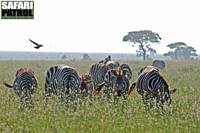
(123, 30, 161, 60)
(82, 53, 91, 60)
(61, 55, 67, 60)
(164, 42, 198, 59)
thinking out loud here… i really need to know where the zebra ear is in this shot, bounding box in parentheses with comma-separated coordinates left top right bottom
(169, 88, 176, 94)
(16, 68, 22, 77)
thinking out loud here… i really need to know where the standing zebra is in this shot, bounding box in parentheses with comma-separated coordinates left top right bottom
(128, 66, 176, 108)
(92, 68, 130, 111)
(44, 65, 91, 101)
(89, 61, 132, 95)
(89, 61, 132, 111)
(3, 67, 37, 105)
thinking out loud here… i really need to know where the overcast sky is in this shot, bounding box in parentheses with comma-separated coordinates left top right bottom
(0, 0, 199, 54)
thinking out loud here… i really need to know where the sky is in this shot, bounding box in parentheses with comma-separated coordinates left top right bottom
(0, 0, 200, 54)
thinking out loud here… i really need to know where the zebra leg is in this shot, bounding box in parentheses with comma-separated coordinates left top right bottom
(104, 87, 111, 103)
(142, 94, 147, 106)
(122, 94, 127, 113)
(20, 93, 33, 108)
(114, 94, 119, 108)
(142, 93, 151, 110)
(44, 88, 51, 104)
(155, 96, 164, 112)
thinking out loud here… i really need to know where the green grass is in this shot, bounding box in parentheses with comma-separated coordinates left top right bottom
(0, 60, 200, 133)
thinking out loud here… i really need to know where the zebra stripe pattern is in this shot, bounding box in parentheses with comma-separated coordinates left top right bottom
(4, 67, 37, 101)
(90, 60, 130, 112)
(89, 63, 109, 89)
(45, 65, 81, 96)
(120, 64, 132, 80)
(129, 66, 176, 107)
(111, 69, 130, 96)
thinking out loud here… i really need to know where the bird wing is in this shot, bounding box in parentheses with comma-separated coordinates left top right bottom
(29, 39, 39, 46)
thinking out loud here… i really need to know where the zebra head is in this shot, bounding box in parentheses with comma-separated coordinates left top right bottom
(158, 88, 176, 105)
(111, 68, 129, 96)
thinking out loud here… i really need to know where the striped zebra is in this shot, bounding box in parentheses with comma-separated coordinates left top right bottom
(128, 66, 176, 108)
(89, 61, 131, 111)
(109, 68, 130, 104)
(93, 67, 130, 111)
(152, 60, 166, 69)
(89, 61, 132, 95)
(44, 65, 91, 101)
(3, 67, 37, 104)
(89, 61, 120, 95)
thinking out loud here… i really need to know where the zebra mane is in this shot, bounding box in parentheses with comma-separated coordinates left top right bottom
(16, 67, 34, 77)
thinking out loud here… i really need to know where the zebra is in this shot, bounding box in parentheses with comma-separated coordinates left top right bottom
(44, 65, 92, 102)
(89, 61, 120, 96)
(128, 66, 176, 109)
(89, 61, 132, 95)
(90, 61, 131, 111)
(152, 60, 166, 69)
(92, 67, 130, 112)
(3, 67, 37, 105)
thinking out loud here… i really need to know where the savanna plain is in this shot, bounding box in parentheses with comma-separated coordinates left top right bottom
(0, 60, 200, 133)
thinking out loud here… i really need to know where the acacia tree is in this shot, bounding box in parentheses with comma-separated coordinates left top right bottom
(164, 42, 198, 59)
(123, 30, 161, 60)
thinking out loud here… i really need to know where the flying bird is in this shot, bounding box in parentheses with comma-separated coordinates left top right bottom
(29, 39, 43, 49)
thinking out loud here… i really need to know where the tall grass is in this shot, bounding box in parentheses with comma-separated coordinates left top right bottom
(0, 60, 200, 132)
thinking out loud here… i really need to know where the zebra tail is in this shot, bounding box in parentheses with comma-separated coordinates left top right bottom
(3, 81, 13, 88)
(128, 82, 136, 96)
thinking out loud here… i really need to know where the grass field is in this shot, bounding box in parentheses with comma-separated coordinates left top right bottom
(0, 60, 200, 133)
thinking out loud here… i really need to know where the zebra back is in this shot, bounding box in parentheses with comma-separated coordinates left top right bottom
(13, 68, 37, 98)
(136, 66, 169, 97)
(105, 61, 120, 70)
(89, 63, 109, 88)
(45, 65, 81, 96)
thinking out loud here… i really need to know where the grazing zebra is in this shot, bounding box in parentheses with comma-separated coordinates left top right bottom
(90, 60, 130, 108)
(90, 61, 132, 95)
(93, 68, 130, 111)
(89, 60, 120, 95)
(44, 65, 91, 101)
(152, 60, 166, 69)
(3, 67, 37, 104)
(128, 66, 176, 108)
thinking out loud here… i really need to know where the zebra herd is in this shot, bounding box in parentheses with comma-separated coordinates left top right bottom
(3, 57, 176, 110)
